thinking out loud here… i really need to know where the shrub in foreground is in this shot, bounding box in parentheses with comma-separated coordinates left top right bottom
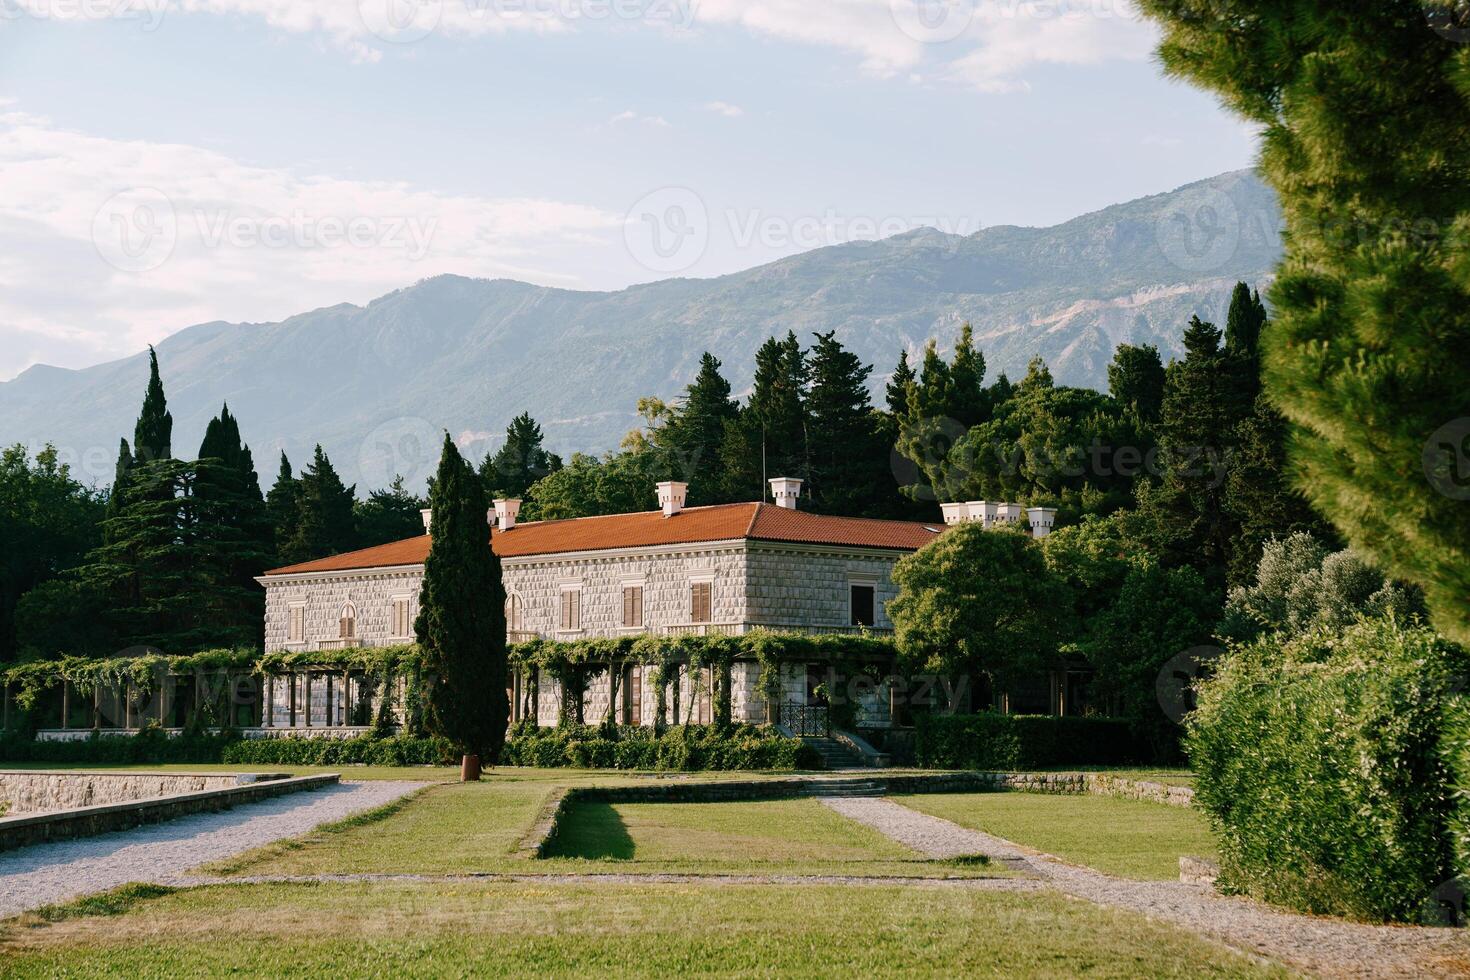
(913, 713, 1145, 770)
(500, 724, 820, 771)
(1188, 617, 1468, 922)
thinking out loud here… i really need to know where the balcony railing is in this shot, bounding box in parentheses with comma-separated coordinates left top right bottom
(656, 622, 893, 638)
(507, 630, 541, 644)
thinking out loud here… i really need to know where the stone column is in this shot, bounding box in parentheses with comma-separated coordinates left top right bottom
(61, 680, 70, 730)
(264, 675, 274, 728)
(304, 671, 313, 728)
(92, 685, 101, 731)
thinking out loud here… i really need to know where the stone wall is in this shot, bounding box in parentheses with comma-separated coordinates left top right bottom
(0, 771, 288, 814)
(744, 545, 901, 628)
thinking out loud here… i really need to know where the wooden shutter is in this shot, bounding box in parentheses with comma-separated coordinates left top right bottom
(623, 586, 643, 628)
(691, 582, 712, 623)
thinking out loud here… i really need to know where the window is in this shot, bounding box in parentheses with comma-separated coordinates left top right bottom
(559, 588, 581, 631)
(622, 586, 644, 628)
(623, 664, 642, 726)
(339, 603, 356, 640)
(850, 584, 876, 627)
(690, 581, 712, 623)
(391, 598, 411, 637)
(505, 594, 523, 632)
(287, 606, 305, 643)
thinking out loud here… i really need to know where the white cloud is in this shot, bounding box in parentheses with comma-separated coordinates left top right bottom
(604, 110, 672, 129)
(0, 109, 619, 379)
(704, 101, 745, 117)
(0, 0, 1155, 93)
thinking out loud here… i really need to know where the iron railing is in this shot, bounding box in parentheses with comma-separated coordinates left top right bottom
(783, 702, 830, 737)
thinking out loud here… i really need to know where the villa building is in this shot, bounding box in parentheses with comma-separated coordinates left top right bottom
(255, 478, 1062, 734)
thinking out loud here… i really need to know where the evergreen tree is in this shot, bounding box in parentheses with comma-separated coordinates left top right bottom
(1107, 343, 1166, 424)
(282, 446, 357, 564)
(189, 404, 272, 649)
(746, 332, 808, 486)
(416, 434, 508, 776)
(666, 353, 738, 504)
(479, 413, 561, 503)
(805, 332, 890, 516)
(265, 452, 300, 564)
(104, 439, 133, 538)
(886, 349, 916, 416)
(355, 476, 429, 547)
(1135, 0, 1470, 643)
(948, 323, 987, 427)
(132, 347, 172, 465)
(1129, 316, 1239, 588)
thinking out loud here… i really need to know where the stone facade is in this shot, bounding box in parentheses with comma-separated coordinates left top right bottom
(260, 539, 906, 730)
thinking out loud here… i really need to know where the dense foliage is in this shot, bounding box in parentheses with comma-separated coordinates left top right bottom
(913, 713, 1145, 770)
(416, 435, 509, 764)
(501, 723, 819, 771)
(1187, 617, 1468, 922)
(1136, 0, 1470, 645)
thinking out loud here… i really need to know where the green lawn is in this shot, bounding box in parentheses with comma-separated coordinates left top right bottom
(547, 798, 917, 865)
(212, 783, 997, 878)
(0, 880, 1281, 978)
(893, 792, 1217, 880)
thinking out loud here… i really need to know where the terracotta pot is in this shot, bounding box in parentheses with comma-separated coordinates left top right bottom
(461, 753, 482, 782)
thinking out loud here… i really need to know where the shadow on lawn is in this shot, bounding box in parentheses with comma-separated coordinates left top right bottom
(545, 802, 636, 860)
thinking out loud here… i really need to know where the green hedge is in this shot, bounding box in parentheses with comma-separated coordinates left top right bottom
(501, 724, 821, 771)
(1188, 617, 1468, 923)
(0, 728, 456, 768)
(912, 713, 1146, 770)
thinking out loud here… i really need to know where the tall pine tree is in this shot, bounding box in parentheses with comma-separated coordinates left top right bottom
(280, 446, 356, 564)
(667, 353, 738, 504)
(479, 413, 561, 503)
(416, 434, 508, 777)
(805, 332, 890, 516)
(265, 452, 300, 565)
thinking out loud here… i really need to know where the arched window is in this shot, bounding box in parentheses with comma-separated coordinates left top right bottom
(505, 594, 524, 632)
(339, 602, 356, 640)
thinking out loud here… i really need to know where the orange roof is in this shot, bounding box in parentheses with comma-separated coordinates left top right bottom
(263, 502, 942, 576)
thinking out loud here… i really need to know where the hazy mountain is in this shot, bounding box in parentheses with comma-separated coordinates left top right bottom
(0, 170, 1280, 493)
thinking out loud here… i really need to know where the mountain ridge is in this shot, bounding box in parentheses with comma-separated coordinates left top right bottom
(0, 169, 1282, 492)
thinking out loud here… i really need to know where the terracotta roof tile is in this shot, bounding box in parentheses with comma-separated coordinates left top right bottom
(263, 502, 942, 576)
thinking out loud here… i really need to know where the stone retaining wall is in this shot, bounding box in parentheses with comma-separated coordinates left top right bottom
(0, 773, 338, 852)
(0, 771, 290, 814)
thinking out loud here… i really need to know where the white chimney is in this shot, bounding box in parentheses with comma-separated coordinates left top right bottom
(1026, 506, 1058, 539)
(973, 501, 998, 529)
(769, 477, 803, 510)
(656, 481, 688, 518)
(996, 502, 1025, 525)
(940, 502, 969, 526)
(494, 498, 522, 531)
(420, 508, 433, 534)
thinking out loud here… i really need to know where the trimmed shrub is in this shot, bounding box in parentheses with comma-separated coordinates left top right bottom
(1188, 617, 1469, 922)
(912, 713, 1145, 770)
(0, 726, 236, 764)
(500, 724, 819, 771)
(0, 729, 456, 768)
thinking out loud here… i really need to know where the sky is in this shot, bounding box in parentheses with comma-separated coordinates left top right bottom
(0, 0, 1257, 381)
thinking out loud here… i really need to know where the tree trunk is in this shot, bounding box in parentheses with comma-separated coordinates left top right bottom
(461, 753, 482, 781)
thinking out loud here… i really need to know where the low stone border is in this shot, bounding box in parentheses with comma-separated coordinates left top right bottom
(0, 773, 339, 852)
(516, 771, 1194, 857)
(0, 770, 291, 814)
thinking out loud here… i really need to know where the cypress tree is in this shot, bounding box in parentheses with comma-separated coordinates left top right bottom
(132, 347, 172, 465)
(805, 331, 889, 516)
(1135, 0, 1470, 642)
(265, 452, 300, 564)
(416, 434, 508, 778)
(886, 349, 916, 416)
(189, 404, 272, 649)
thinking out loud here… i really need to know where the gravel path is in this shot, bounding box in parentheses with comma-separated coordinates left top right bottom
(823, 796, 1470, 979)
(0, 781, 424, 919)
